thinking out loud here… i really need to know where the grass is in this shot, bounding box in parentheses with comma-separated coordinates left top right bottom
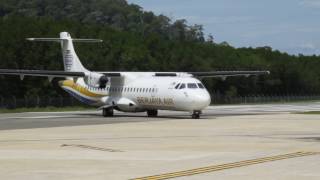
(0, 106, 95, 114)
(213, 99, 320, 106)
(298, 111, 320, 115)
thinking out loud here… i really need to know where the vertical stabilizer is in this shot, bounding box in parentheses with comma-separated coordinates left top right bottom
(59, 32, 87, 72)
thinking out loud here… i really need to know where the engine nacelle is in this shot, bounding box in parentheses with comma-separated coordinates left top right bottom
(116, 98, 138, 112)
(101, 97, 144, 112)
(84, 72, 108, 88)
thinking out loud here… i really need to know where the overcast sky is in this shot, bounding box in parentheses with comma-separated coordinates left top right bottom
(127, 0, 320, 55)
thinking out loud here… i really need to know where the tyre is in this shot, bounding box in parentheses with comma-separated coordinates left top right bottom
(147, 110, 158, 117)
(192, 111, 201, 119)
(103, 108, 114, 117)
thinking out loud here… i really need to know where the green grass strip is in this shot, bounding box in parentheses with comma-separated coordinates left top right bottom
(0, 106, 95, 114)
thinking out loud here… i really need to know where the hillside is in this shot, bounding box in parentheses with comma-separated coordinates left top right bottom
(0, 0, 320, 98)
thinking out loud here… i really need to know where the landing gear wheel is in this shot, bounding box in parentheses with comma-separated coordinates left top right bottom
(147, 110, 158, 117)
(102, 108, 114, 117)
(192, 111, 201, 119)
(192, 114, 200, 119)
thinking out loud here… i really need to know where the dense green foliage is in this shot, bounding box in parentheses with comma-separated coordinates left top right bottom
(0, 0, 320, 99)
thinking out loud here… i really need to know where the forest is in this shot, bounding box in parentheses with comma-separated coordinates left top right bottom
(0, 0, 320, 99)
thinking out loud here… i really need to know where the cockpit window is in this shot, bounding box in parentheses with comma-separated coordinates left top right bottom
(188, 83, 198, 89)
(175, 83, 180, 89)
(179, 83, 186, 89)
(197, 83, 205, 89)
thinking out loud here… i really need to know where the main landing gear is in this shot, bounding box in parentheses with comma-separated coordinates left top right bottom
(102, 108, 114, 117)
(192, 110, 201, 119)
(147, 110, 158, 117)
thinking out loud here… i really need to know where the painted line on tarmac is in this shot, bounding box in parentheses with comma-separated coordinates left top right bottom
(2, 115, 79, 119)
(26, 111, 98, 115)
(132, 151, 320, 180)
(61, 144, 123, 152)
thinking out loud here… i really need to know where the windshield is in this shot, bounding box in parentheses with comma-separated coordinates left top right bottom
(175, 82, 205, 89)
(179, 83, 186, 89)
(197, 83, 205, 89)
(188, 83, 198, 89)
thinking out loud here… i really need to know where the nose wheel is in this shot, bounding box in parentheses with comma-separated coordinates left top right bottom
(147, 110, 158, 117)
(192, 111, 201, 119)
(102, 108, 114, 117)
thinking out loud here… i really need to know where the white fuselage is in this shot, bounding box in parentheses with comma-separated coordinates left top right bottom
(59, 72, 211, 112)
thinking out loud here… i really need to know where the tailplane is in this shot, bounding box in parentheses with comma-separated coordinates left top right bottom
(27, 32, 102, 72)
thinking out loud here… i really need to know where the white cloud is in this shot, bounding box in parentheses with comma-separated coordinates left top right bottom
(295, 27, 320, 33)
(284, 42, 320, 55)
(239, 24, 298, 39)
(300, 0, 320, 8)
(298, 42, 317, 49)
(176, 15, 256, 25)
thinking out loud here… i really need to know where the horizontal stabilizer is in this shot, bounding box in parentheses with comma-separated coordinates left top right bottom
(27, 38, 103, 43)
(72, 39, 103, 43)
(27, 38, 64, 42)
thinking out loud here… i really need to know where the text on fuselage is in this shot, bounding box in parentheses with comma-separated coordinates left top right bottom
(137, 97, 174, 106)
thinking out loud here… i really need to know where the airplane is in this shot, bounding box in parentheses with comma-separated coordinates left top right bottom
(0, 32, 269, 119)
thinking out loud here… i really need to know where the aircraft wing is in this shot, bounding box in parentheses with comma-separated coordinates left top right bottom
(0, 69, 269, 79)
(189, 71, 270, 78)
(0, 69, 85, 79)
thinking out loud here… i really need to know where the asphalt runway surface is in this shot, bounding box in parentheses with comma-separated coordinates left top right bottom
(0, 102, 320, 180)
(0, 102, 319, 130)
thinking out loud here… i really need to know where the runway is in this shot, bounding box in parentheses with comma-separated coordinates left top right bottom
(0, 102, 320, 180)
(0, 102, 320, 130)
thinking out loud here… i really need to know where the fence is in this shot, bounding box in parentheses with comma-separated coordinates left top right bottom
(211, 94, 320, 104)
(0, 95, 320, 109)
(0, 96, 85, 109)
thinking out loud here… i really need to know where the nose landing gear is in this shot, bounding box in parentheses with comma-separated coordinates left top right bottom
(192, 110, 201, 119)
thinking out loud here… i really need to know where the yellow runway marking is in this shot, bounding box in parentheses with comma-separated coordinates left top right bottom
(133, 151, 319, 180)
(61, 144, 122, 152)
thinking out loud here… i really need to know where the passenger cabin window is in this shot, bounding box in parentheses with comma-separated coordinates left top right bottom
(179, 83, 186, 89)
(188, 83, 198, 89)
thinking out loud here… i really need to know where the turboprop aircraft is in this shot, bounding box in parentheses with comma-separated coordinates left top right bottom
(0, 32, 269, 118)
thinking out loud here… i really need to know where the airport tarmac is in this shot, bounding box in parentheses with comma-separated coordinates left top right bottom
(0, 102, 320, 180)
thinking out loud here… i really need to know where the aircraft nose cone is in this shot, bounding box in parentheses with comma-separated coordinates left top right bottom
(193, 93, 211, 110)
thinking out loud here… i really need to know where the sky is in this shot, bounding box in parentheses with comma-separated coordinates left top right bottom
(127, 0, 320, 55)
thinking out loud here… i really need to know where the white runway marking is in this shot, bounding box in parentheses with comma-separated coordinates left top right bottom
(207, 102, 320, 114)
(0, 115, 78, 120)
(26, 111, 94, 114)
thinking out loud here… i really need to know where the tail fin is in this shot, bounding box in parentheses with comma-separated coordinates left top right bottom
(27, 32, 102, 72)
